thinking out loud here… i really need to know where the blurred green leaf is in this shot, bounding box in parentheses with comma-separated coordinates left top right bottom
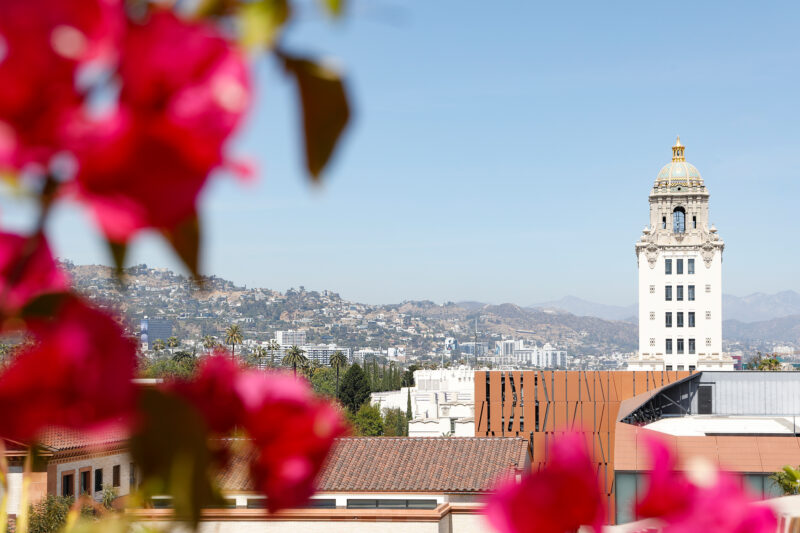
(239, 0, 290, 49)
(107, 240, 128, 283)
(281, 54, 351, 180)
(319, 0, 344, 17)
(19, 292, 69, 320)
(162, 216, 202, 283)
(130, 388, 222, 526)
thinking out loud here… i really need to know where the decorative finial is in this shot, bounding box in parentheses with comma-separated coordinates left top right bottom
(672, 135, 685, 162)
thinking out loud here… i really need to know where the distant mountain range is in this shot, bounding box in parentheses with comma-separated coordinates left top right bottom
(522, 291, 800, 324)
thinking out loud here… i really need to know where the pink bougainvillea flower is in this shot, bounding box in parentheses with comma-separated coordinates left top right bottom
(635, 435, 696, 519)
(0, 232, 69, 315)
(0, 294, 137, 442)
(67, 10, 250, 242)
(484, 432, 604, 533)
(0, 0, 123, 170)
(636, 434, 777, 533)
(168, 352, 245, 435)
(171, 355, 348, 511)
(236, 371, 348, 511)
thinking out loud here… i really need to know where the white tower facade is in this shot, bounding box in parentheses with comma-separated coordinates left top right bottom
(629, 138, 734, 371)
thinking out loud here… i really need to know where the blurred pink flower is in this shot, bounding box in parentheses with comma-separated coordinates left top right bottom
(484, 432, 604, 533)
(635, 436, 696, 520)
(69, 11, 250, 242)
(172, 355, 348, 511)
(0, 294, 137, 442)
(0, 0, 122, 170)
(637, 435, 777, 533)
(0, 232, 69, 314)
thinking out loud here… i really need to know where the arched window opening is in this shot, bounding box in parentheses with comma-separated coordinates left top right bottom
(673, 207, 686, 234)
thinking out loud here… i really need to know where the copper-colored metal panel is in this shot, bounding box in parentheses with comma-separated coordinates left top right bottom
(474, 371, 487, 434)
(553, 372, 567, 402)
(489, 372, 503, 436)
(616, 373, 635, 402)
(566, 371, 580, 402)
(553, 402, 567, 430)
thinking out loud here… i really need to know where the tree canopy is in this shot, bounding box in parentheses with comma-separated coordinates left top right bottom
(339, 363, 371, 414)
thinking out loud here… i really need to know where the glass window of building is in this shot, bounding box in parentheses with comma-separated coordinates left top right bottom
(676, 312, 683, 327)
(688, 312, 695, 327)
(673, 207, 686, 233)
(666, 339, 673, 354)
(665, 285, 672, 301)
(676, 259, 683, 274)
(677, 339, 684, 354)
(689, 339, 696, 354)
(688, 285, 695, 301)
(688, 258, 695, 274)
(676, 285, 683, 301)
(665, 259, 672, 275)
(665, 312, 672, 328)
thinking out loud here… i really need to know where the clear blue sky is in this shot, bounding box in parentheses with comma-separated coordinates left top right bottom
(4, 1, 800, 306)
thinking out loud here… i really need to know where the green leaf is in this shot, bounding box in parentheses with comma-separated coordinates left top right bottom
(238, 0, 290, 49)
(106, 240, 128, 284)
(19, 292, 70, 320)
(129, 388, 222, 526)
(319, 0, 344, 17)
(281, 53, 351, 180)
(162, 216, 202, 283)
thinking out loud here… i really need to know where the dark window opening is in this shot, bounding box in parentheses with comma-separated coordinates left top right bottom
(673, 207, 686, 234)
(665, 259, 672, 275)
(688, 259, 695, 274)
(665, 285, 672, 301)
(698, 385, 713, 414)
(688, 312, 695, 327)
(692, 216, 697, 229)
(665, 312, 672, 328)
(677, 339, 684, 354)
(662, 216, 667, 229)
(688, 339, 696, 354)
(80, 471, 90, 495)
(676, 285, 684, 301)
(129, 463, 136, 488)
(62, 474, 74, 497)
(688, 285, 695, 301)
(676, 259, 683, 274)
(94, 468, 103, 492)
(666, 339, 673, 354)
(676, 312, 684, 328)
(113, 465, 120, 487)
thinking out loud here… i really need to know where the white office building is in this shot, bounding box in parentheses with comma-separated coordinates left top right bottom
(276, 329, 306, 346)
(303, 344, 350, 365)
(630, 137, 734, 371)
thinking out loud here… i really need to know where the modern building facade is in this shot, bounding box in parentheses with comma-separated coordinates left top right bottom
(475, 370, 800, 526)
(631, 137, 733, 371)
(140, 317, 173, 347)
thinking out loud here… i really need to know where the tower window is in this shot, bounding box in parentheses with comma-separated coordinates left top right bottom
(688, 312, 695, 327)
(688, 259, 695, 274)
(649, 285, 655, 294)
(705, 311, 711, 320)
(689, 339, 696, 354)
(665, 259, 672, 275)
(665, 312, 672, 328)
(673, 207, 686, 234)
(650, 312, 655, 320)
(676, 285, 684, 301)
(676, 312, 684, 328)
(649, 338, 655, 347)
(662, 216, 666, 229)
(665, 339, 673, 354)
(706, 337, 712, 346)
(688, 285, 695, 301)
(705, 284, 711, 293)
(665, 285, 672, 301)
(692, 216, 697, 229)
(676, 259, 683, 274)
(677, 339, 684, 354)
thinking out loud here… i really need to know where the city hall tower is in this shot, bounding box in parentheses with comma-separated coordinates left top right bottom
(629, 138, 733, 371)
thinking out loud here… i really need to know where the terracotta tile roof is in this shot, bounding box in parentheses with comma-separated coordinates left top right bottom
(35, 425, 129, 452)
(218, 437, 530, 494)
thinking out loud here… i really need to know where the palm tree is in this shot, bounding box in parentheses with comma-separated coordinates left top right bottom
(282, 345, 308, 377)
(151, 338, 165, 353)
(202, 335, 218, 351)
(166, 336, 180, 353)
(253, 345, 269, 369)
(225, 324, 243, 357)
(266, 339, 281, 367)
(330, 350, 347, 399)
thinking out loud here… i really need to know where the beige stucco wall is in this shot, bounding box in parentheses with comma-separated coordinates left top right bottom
(137, 520, 446, 533)
(54, 451, 132, 501)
